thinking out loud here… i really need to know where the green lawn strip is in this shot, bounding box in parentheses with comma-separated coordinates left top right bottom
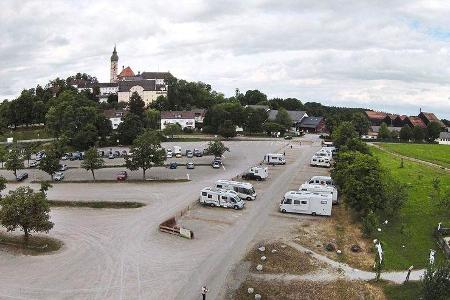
(379, 143, 450, 169)
(0, 232, 63, 255)
(0, 128, 52, 142)
(48, 200, 145, 209)
(371, 147, 449, 270)
(371, 281, 422, 300)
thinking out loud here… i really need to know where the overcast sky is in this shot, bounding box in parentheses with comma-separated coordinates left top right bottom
(1, 0, 450, 118)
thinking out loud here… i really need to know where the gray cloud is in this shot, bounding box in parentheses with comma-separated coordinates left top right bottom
(1, 0, 450, 118)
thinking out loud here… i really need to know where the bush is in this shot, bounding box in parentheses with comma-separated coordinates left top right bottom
(362, 210, 379, 237)
(182, 127, 194, 134)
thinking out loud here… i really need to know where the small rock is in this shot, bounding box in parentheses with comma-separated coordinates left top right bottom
(271, 249, 277, 253)
(280, 244, 287, 248)
(261, 256, 267, 261)
(377, 228, 382, 232)
(255, 294, 262, 300)
(336, 250, 342, 254)
(351, 244, 362, 253)
(256, 264, 263, 271)
(325, 243, 336, 252)
(247, 287, 254, 294)
(258, 246, 265, 252)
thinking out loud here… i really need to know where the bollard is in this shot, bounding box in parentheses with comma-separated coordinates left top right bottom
(186, 173, 190, 181)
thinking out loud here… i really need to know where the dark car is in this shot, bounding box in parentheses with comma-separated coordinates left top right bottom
(169, 162, 178, 169)
(16, 173, 29, 181)
(193, 149, 203, 157)
(242, 172, 263, 181)
(117, 171, 128, 181)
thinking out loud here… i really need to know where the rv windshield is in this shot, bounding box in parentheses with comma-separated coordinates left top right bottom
(241, 187, 254, 195)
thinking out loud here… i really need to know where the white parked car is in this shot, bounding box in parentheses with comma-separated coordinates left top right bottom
(54, 172, 65, 182)
(59, 164, 68, 171)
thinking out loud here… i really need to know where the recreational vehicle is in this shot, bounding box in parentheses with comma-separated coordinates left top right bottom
(199, 187, 245, 210)
(310, 156, 331, 168)
(242, 166, 268, 181)
(215, 180, 256, 200)
(299, 183, 338, 204)
(280, 191, 332, 216)
(307, 176, 334, 186)
(173, 146, 182, 157)
(264, 153, 286, 165)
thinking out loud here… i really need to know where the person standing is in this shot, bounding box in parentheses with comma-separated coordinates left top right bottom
(405, 265, 414, 283)
(201, 286, 208, 300)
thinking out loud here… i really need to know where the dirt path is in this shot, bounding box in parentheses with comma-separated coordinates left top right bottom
(369, 143, 450, 172)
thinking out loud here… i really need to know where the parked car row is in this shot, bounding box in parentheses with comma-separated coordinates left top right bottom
(165, 146, 203, 159)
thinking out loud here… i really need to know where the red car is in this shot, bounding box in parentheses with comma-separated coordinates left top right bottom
(117, 171, 128, 181)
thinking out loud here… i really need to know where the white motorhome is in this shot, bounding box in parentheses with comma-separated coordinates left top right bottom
(264, 153, 286, 165)
(173, 146, 182, 156)
(299, 183, 338, 204)
(249, 166, 268, 180)
(199, 187, 245, 210)
(279, 191, 332, 216)
(307, 176, 334, 186)
(215, 180, 256, 200)
(310, 156, 331, 168)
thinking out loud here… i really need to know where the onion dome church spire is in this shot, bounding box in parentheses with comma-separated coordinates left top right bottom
(110, 45, 119, 83)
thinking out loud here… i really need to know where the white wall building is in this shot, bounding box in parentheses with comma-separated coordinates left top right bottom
(104, 110, 125, 130)
(160, 111, 195, 130)
(438, 131, 450, 145)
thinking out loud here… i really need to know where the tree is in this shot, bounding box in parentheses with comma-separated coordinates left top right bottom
(218, 120, 237, 139)
(0, 146, 7, 168)
(241, 90, 268, 106)
(378, 122, 390, 140)
(117, 113, 144, 145)
(107, 94, 118, 104)
(5, 147, 24, 178)
(421, 261, 450, 300)
(399, 125, 412, 141)
(0, 176, 7, 197)
(243, 108, 268, 133)
(125, 130, 165, 180)
(144, 109, 160, 129)
(274, 108, 292, 131)
(412, 125, 425, 142)
(352, 112, 370, 136)
(38, 150, 60, 180)
(263, 122, 284, 135)
(426, 122, 442, 142)
(331, 121, 358, 147)
(81, 148, 104, 181)
(22, 143, 36, 167)
(128, 92, 145, 116)
(205, 139, 229, 157)
(39, 182, 53, 195)
(163, 123, 182, 139)
(0, 186, 53, 241)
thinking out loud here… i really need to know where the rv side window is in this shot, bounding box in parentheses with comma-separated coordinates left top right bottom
(221, 196, 227, 200)
(294, 200, 300, 205)
(208, 194, 212, 198)
(301, 188, 307, 191)
(234, 187, 239, 192)
(217, 185, 222, 188)
(284, 198, 292, 204)
(202, 192, 207, 196)
(321, 200, 327, 204)
(301, 200, 307, 205)
(326, 180, 332, 185)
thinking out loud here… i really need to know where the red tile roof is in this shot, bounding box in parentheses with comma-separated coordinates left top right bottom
(161, 111, 195, 119)
(365, 110, 387, 120)
(118, 66, 135, 78)
(407, 116, 426, 128)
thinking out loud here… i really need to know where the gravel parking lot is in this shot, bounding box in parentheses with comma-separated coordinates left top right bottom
(0, 137, 323, 299)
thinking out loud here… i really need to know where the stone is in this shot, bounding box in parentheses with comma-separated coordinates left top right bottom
(351, 244, 362, 252)
(261, 256, 267, 261)
(248, 287, 254, 294)
(336, 250, 342, 254)
(255, 294, 262, 300)
(271, 249, 277, 253)
(256, 264, 263, 271)
(258, 246, 265, 252)
(280, 244, 287, 248)
(325, 243, 336, 252)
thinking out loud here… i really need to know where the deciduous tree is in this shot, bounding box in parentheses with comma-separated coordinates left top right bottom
(81, 148, 104, 181)
(205, 139, 229, 158)
(38, 150, 60, 180)
(5, 147, 24, 178)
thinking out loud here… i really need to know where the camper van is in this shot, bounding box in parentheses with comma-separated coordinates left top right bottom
(242, 166, 268, 181)
(280, 191, 332, 216)
(264, 153, 286, 165)
(299, 183, 338, 204)
(173, 146, 182, 157)
(215, 180, 256, 200)
(310, 156, 331, 168)
(199, 187, 245, 210)
(307, 176, 334, 186)
(317, 148, 333, 157)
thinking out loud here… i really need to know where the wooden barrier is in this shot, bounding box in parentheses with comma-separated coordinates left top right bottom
(159, 214, 194, 239)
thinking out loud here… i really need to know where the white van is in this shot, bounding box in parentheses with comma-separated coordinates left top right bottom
(173, 146, 182, 157)
(215, 180, 256, 201)
(199, 187, 245, 210)
(307, 176, 334, 186)
(310, 156, 331, 168)
(264, 153, 286, 165)
(299, 183, 338, 204)
(245, 166, 269, 180)
(279, 191, 332, 216)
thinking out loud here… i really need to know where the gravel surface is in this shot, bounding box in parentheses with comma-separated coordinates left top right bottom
(0, 139, 310, 300)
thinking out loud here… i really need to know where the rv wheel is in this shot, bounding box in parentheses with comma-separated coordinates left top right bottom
(210, 203, 215, 207)
(246, 197, 252, 201)
(281, 209, 286, 213)
(312, 212, 317, 216)
(234, 205, 239, 210)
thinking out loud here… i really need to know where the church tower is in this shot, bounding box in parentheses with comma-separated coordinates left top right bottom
(110, 45, 119, 83)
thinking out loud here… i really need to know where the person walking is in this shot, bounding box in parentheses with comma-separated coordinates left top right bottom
(405, 265, 414, 283)
(201, 286, 208, 300)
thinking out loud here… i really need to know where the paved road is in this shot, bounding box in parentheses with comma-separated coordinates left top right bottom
(0, 139, 306, 299)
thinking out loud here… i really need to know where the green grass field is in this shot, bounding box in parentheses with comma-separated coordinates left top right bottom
(0, 128, 52, 142)
(371, 147, 449, 270)
(379, 143, 450, 169)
